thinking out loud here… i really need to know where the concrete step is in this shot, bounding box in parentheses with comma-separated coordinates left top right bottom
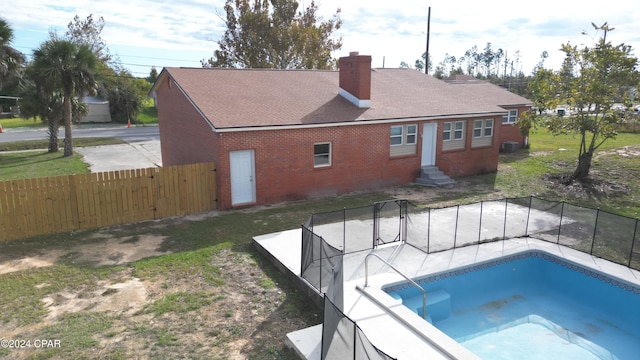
(416, 165, 456, 186)
(415, 177, 456, 186)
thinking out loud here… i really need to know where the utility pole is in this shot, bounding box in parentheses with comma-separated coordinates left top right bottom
(425, 7, 431, 75)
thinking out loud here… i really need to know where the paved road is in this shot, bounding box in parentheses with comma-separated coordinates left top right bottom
(1, 125, 162, 172)
(0, 125, 159, 143)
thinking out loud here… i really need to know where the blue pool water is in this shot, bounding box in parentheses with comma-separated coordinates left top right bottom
(383, 251, 640, 359)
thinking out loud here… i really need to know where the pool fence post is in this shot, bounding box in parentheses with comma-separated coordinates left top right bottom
(372, 203, 377, 249)
(503, 198, 508, 240)
(590, 209, 600, 255)
(401, 200, 408, 243)
(478, 200, 484, 243)
(525, 196, 532, 236)
(427, 207, 431, 253)
(343, 207, 346, 254)
(629, 219, 639, 268)
(352, 321, 357, 359)
(557, 201, 565, 244)
(453, 204, 460, 248)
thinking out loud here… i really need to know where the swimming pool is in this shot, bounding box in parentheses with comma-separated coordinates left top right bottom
(383, 251, 640, 359)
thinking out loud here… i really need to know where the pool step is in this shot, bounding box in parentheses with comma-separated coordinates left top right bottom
(410, 289, 451, 322)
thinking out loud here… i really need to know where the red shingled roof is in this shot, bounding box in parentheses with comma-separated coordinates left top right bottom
(158, 67, 531, 129)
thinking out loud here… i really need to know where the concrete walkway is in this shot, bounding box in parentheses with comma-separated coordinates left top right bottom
(76, 140, 162, 172)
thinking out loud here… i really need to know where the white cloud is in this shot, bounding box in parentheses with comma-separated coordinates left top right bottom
(4, 0, 639, 77)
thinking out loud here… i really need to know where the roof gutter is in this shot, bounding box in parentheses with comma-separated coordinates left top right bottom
(212, 112, 507, 133)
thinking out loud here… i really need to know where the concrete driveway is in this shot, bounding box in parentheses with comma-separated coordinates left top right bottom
(76, 140, 162, 172)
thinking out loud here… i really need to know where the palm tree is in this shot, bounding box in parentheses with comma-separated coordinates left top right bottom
(0, 18, 25, 88)
(30, 39, 97, 156)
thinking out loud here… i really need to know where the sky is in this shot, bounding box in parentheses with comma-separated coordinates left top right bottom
(4, 0, 640, 78)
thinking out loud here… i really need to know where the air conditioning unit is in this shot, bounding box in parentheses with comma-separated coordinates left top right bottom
(503, 141, 519, 153)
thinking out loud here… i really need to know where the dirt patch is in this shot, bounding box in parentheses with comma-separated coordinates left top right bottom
(0, 235, 170, 275)
(542, 173, 631, 199)
(41, 278, 148, 322)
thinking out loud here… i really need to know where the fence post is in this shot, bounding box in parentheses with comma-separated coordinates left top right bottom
(401, 200, 408, 243)
(478, 200, 484, 243)
(525, 196, 532, 236)
(427, 207, 431, 253)
(503, 198, 508, 240)
(319, 236, 323, 292)
(629, 219, 639, 268)
(590, 209, 600, 255)
(453, 204, 460, 248)
(343, 207, 346, 254)
(352, 322, 357, 360)
(557, 201, 565, 244)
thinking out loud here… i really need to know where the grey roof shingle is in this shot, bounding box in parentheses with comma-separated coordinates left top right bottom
(161, 67, 531, 129)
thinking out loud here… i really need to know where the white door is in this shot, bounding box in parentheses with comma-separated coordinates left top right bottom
(230, 150, 256, 206)
(421, 123, 437, 167)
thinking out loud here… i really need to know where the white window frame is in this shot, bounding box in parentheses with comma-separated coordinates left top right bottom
(443, 122, 452, 141)
(484, 119, 494, 137)
(390, 126, 403, 146)
(502, 109, 517, 124)
(453, 121, 464, 140)
(473, 120, 483, 138)
(390, 125, 417, 146)
(406, 125, 417, 145)
(444, 121, 465, 141)
(474, 119, 494, 138)
(314, 142, 331, 167)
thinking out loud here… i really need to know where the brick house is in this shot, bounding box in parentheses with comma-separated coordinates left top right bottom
(152, 52, 531, 210)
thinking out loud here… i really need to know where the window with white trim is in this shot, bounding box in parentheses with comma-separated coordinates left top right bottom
(443, 122, 452, 141)
(390, 126, 403, 146)
(443, 121, 465, 141)
(314, 142, 331, 167)
(472, 119, 493, 147)
(390, 125, 417, 146)
(473, 120, 483, 138)
(484, 119, 494, 136)
(502, 109, 517, 124)
(474, 119, 494, 137)
(390, 124, 419, 157)
(406, 125, 417, 145)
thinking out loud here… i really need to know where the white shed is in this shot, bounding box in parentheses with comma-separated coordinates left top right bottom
(80, 96, 112, 123)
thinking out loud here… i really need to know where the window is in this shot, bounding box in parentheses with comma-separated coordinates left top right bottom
(474, 119, 493, 138)
(484, 119, 494, 136)
(502, 109, 517, 124)
(390, 124, 419, 157)
(443, 123, 451, 141)
(473, 120, 482, 137)
(406, 125, 417, 145)
(444, 121, 464, 141)
(390, 125, 417, 146)
(314, 142, 331, 167)
(390, 126, 403, 146)
(454, 121, 464, 140)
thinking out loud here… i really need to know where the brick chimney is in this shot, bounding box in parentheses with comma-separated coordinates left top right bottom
(339, 52, 371, 108)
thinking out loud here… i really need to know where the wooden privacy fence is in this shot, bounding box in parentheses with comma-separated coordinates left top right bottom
(0, 162, 217, 242)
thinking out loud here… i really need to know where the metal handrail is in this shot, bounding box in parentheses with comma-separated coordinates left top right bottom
(364, 253, 427, 319)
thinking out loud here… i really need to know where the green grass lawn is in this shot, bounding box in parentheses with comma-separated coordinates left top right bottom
(0, 138, 126, 181)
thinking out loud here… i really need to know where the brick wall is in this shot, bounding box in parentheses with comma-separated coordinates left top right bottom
(498, 105, 531, 148)
(156, 75, 221, 167)
(436, 116, 501, 177)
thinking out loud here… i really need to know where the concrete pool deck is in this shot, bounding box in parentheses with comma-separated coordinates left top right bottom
(253, 229, 640, 359)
